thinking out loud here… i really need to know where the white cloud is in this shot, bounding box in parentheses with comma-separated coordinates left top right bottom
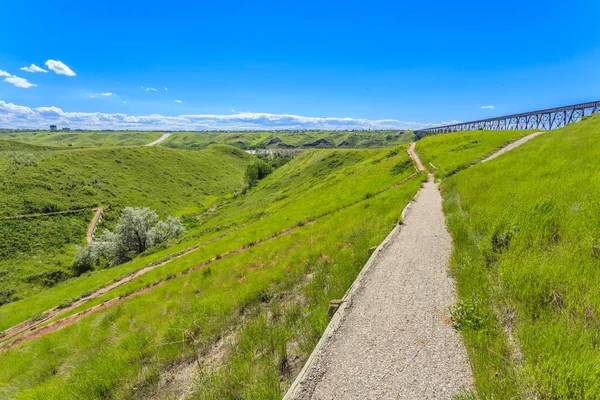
(142, 86, 157, 91)
(45, 60, 76, 76)
(174, 100, 182, 103)
(481, 105, 495, 109)
(90, 92, 114, 98)
(164, 87, 168, 91)
(0, 100, 444, 131)
(0, 70, 11, 77)
(4, 75, 36, 88)
(0, 101, 34, 115)
(123, 101, 127, 104)
(20, 64, 47, 73)
(231, 109, 235, 112)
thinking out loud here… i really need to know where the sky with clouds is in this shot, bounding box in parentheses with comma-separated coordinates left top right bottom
(0, 0, 599, 131)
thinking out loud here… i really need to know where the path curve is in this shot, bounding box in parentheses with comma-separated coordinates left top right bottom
(146, 133, 171, 146)
(286, 145, 472, 399)
(480, 131, 544, 164)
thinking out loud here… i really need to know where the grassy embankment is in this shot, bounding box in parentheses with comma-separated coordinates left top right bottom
(0, 131, 163, 147)
(0, 146, 423, 399)
(0, 130, 415, 150)
(163, 130, 414, 150)
(416, 129, 535, 178)
(422, 117, 600, 397)
(0, 145, 254, 304)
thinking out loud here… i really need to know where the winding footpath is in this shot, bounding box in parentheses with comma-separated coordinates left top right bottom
(286, 143, 473, 399)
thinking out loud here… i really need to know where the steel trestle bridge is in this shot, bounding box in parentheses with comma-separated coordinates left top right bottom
(414, 100, 600, 139)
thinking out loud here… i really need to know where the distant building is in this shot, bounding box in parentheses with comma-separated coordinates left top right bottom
(50, 125, 57, 131)
(62, 127, 71, 131)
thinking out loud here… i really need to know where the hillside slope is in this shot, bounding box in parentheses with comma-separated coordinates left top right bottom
(159, 130, 414, 149)
(0, 145, 255, 304)
(0, 139, 59, 152)
(0, 131, 163, 148)
(440, 115, 600, 397)
(415, 129, 534, 177)
(0, 146, 424, 399)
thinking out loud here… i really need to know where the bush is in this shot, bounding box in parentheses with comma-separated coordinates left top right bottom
(245, 161, 273, 188)
(148, 216, 186, 247)
(73, 207, 186, 270)
(73, 245, 98, 275)
(450, 297, 488, 330)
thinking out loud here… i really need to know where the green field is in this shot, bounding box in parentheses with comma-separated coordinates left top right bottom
(0, 145, 424, 398)
(415, 129, 535, 177)
(422, 115, 600, 397)
(0, 130, 414, 150)
(0, 131, 163, 148)
(0, 145, 255, 304)
(162, 130, 415, 150)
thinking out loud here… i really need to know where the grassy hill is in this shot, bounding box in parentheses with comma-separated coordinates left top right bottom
(420, 115, 600, 397)
(163, 130, 415, 150)
(0, 130, 415, 150)
(0, 146, 424, 399)
(0, 139, 60, 152)
(415, 129, 535, 177)
(0, 131, 163, 148)
(0, 145, 255, 304)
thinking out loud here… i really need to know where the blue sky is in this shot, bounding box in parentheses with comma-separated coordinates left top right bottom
(0, 0, 599, 130)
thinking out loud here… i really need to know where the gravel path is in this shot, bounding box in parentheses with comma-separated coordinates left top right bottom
(480, 131, 544, 164)
(287, 147, 472, 399)
(146, 133, 171, 146)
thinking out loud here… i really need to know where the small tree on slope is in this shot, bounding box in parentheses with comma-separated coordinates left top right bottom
(73, 207, 186, 273)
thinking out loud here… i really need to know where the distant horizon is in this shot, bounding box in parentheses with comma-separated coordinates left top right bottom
(2, 98, 598, 133)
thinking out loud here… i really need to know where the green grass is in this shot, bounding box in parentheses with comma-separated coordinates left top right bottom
(0, 139, 59, 152)
(0, 145, 255, 303)
(163, 130, 414, 150)
(0, 144, 253, 217)
(415, 129, 535, 177)
(440, 115, 600, 397)
(0, 130, 416, 150)
(0, 147, 423, 399)
(0, 131, 163, 148)
(0, 146, 419, 332)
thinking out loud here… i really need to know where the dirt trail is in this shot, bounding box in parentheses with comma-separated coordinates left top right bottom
(86, 206, 106, 244)
(0, 171, 422, 350)
(408, 142, 427, 172)
(286, 145, 472, 399)
(480, 131, 544, 164)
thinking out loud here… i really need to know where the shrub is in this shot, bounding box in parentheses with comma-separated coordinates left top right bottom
(73, 245, 98, 275)
(245, 161, 273, 188)
(391, 159, 413, 175)
(148, 216, 186, 247)
(73, 207, 186, 270)
(450, 297, 488, 330)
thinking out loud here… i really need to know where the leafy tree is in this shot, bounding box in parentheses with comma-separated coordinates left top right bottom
(148, 216, 186, 247)
(73, 207, 186, 273)
(244, 160, 272, 188)
(115, 207, 158, 255)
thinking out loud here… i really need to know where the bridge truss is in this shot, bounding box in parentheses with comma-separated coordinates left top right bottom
(414, 100, 600, 139)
